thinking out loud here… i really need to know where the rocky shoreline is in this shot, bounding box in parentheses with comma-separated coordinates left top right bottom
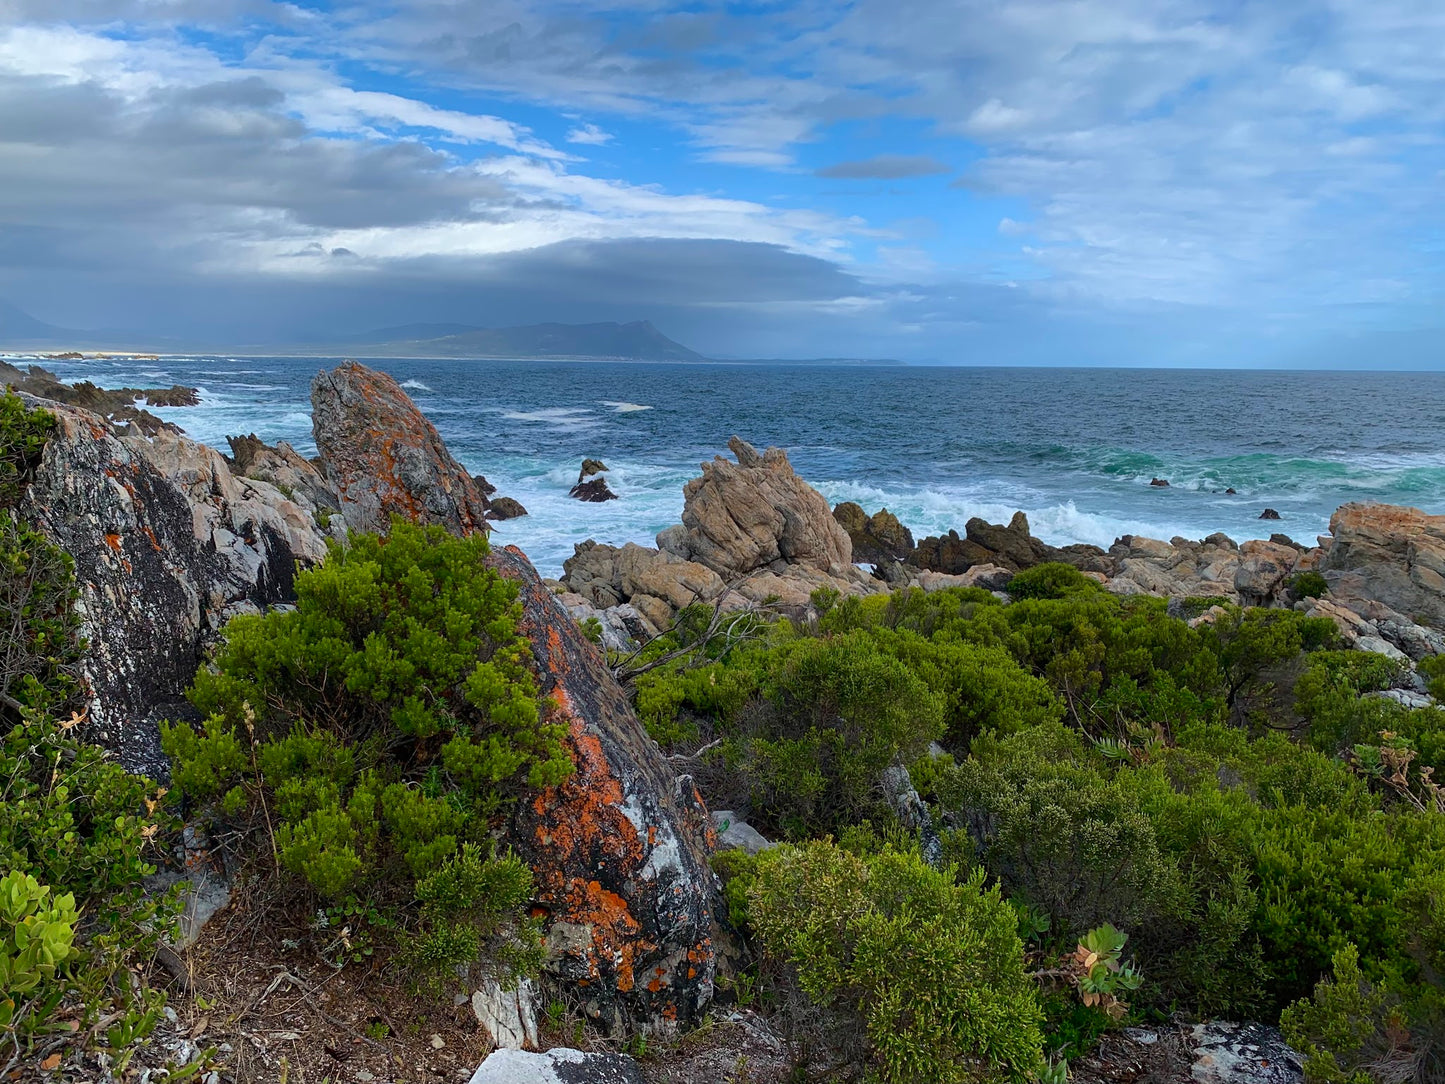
(7, 360, 1443, 1083)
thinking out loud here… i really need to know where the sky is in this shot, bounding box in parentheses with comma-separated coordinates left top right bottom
(1, 0, 1444, 365)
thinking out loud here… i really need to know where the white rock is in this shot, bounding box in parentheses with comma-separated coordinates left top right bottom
(469, 1048, 644, 1084)
(471, 978, 539, 1051)
(710, 810, 774, 855)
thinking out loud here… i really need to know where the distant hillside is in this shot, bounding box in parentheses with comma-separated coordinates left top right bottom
(347, 320, 707, 362)
(0, 300, 72, 345)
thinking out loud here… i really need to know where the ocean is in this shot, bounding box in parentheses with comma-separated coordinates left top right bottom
(18, 355, 1445, 579)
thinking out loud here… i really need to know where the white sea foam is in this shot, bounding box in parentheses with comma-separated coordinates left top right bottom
(600, 401, 653, 413)
(401, 379, 433, 392)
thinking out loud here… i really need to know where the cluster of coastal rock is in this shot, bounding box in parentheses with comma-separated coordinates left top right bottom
(9, 359, 1444, 1083)
(555, 438, 1445, 685)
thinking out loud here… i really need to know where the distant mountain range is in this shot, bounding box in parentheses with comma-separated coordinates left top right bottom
(0, 300, 72, 344)
(341, 320, 707, 362)
(0, 300, 905, 365)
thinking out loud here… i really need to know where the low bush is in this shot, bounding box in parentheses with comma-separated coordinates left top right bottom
(741, 838, 1045, 1083)
(163, 520, 569, 985)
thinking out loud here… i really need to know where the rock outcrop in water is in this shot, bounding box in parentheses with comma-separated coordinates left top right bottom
(311, 361, 506, 534)
(569, 458, 619, 502)
(832, 502, 914, 564)
(1, 359, 199, 436)
(909, 512, 1111, 576)
(562, 438, 882, 640)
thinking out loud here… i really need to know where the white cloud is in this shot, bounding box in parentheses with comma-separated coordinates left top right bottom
(566, 122, 612, 145)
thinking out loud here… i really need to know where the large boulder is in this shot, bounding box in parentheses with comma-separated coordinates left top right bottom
(489, 545, 719, 1034)
(310, 361, 499, 535)
(658, 437, 855, 579)
(910, 512, 1110, 576)
(832, 502, 915, 563)
(1320, 503, 1445, 628)
(17, 397, 333, 775)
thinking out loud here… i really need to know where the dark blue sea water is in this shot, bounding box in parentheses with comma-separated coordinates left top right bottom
(18, 354, 1445, 578)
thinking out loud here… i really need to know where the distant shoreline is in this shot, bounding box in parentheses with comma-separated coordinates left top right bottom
(0, 347, 908, 366)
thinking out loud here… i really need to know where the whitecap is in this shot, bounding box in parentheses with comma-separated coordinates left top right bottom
(401, 379, 433, 392)
(600, 401, 653, 413)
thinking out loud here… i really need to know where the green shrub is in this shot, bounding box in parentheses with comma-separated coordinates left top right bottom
(1280, 944, 1415, 1084)
(1290, 572, 1329, 600)
(745, 838, 1045, 1083)
(0, 709, 173, 1067)
(1006, 563, 1100, 601)
(726, 632, 945, 837)
(0, 871, 78, 1052)
(0, 393, 55, 511)
(1419, 655, 1445, 703)
(934, 725, 1185, 939)
(164, 520, 570, 985)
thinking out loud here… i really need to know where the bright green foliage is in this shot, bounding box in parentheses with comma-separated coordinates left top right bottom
(736, 632, 944, 836)
(0, 871, 77, 1046)
(1006, 562, 1100, 601)
(186, 521, 568, 787)
(1289, 572, 1329, 601)
(0, 393, 55, 511)
(0, 399, 83, 720)
(744, 838, 1045, 1083)
(165, 520, 568, 985)
(0, 709, 173, 1064)
(1280, 945, 1406, 1084)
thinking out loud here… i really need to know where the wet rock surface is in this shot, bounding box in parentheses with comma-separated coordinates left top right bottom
(0, 359, 199, 435)
(570, 458, 619, 502)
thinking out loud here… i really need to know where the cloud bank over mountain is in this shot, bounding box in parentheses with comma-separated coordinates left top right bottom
(2, 1, 1444, 365)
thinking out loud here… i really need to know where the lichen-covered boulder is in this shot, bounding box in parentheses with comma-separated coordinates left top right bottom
(17, 397, 332, 775)
(658, 437, 855, 579)
(488, 545, 718, 1035)
(310, 362, 497, 535)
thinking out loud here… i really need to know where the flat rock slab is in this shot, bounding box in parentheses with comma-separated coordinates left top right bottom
(1191, 1022, 1302, 1084)
(470, 1049, 644, 1084)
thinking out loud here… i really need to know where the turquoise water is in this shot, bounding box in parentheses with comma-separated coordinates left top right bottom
(19, 355, 1445, 578)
